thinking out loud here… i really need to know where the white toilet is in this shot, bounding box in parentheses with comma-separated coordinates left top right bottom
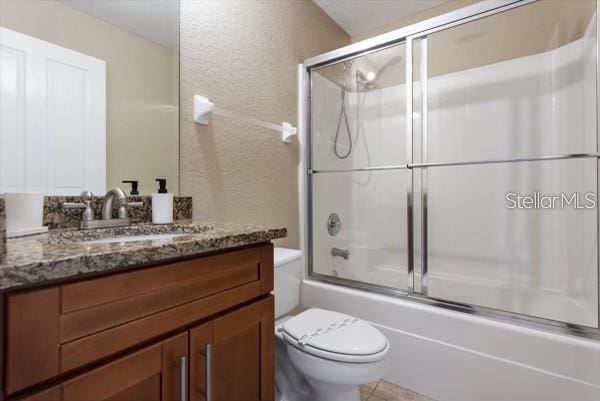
(274, 248, 390, 401)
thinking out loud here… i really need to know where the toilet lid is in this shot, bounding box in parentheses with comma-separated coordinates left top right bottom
(281, 308, 389, 362)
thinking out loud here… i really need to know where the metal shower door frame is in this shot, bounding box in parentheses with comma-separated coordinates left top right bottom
(300, 0, 600, 340)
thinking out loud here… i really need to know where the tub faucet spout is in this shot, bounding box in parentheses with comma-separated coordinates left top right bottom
(331, 247, 350, 260)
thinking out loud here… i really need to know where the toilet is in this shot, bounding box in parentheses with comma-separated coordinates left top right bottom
(274, 248, 390, 401)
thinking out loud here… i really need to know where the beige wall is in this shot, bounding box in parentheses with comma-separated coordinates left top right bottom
(0, 0, 179, 195)
(352, 0, 481, 42)
(179, 0, 349, 248)
(347, 0, 596, 88)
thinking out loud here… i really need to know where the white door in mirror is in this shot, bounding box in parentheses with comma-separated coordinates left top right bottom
(0, 27, 106, 195)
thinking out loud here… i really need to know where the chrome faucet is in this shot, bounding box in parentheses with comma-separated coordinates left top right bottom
(102, 187, 128, 220)
(63, 187, 143, 229)
(331, 247, 350, 260)
(91, 187, 144, 228)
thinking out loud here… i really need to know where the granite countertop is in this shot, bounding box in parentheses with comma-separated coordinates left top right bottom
(0, 221, 286, 292)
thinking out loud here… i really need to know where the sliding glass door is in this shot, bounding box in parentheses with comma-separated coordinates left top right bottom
(411, 0, 598, 326)
(307, 0, 599, 330)
(310, 43, 410, 292)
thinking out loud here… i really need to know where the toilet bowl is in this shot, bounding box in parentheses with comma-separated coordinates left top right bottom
(274, 248, 390, 401)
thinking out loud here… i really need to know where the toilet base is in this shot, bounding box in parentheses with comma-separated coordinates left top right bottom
(308, 379, 360, 401)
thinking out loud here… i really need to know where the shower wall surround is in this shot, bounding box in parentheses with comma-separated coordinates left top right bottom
(308, 0, 599, 328)
(179, 0, 349, 248)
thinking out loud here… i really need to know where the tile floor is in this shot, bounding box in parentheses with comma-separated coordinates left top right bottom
(360, 380, 436, 401)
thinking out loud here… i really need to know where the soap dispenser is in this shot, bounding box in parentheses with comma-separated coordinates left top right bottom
(152, 179, 173, 224)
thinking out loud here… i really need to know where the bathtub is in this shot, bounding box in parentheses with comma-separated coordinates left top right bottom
(300, 279, 600, 401)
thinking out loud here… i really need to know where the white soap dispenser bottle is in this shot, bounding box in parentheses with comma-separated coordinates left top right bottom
(152, 178, 174, 224)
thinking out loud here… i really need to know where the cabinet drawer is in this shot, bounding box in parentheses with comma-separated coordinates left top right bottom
(60, 247, 266, 342)
(5, 244, 273, 396)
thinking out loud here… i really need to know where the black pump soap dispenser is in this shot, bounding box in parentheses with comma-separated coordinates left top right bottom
(122, 180, 139, 195)
(152, 178, 173, 224)
(156, 178, 167, 194)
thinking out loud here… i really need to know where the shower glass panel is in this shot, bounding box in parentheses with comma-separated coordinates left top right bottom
(311, 170, 411, 291)
(426, 159, 598, 327)
(311, 44, 407, 171)
(306, 0, 600, 333)
(414, 0, 599, 327)
(310, 43, 410, 291)
(420, 0, 598, 164)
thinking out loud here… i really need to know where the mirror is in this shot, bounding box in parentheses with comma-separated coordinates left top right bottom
(0, 0, 180, 195)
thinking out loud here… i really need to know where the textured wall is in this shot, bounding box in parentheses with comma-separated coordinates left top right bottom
(180, 0, 349, 247)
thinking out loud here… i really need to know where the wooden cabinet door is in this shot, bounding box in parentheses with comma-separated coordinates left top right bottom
(190, 296, 274, 401)
(59, 332, 188, 401)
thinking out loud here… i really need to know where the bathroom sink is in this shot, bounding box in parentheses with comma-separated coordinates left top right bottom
(83, 233, 190, 245)
(44, 222, 213, 245)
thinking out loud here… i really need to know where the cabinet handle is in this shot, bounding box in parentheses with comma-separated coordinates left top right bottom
(180, 355, 188, 401)
(206, 344, 212, 401)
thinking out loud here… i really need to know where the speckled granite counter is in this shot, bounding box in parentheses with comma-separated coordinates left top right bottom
(0, 221, 286, 292)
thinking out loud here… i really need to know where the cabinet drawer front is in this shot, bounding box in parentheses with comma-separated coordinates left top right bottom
(61, 247, 264, 313)
(61, 261, 259, 342)
(59, 246, 272, 342)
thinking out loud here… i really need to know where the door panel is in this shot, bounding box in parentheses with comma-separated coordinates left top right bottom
(311, 43, 407, 171)
(414, 0, 597, 164)
(0, 26, 106, 195)
(190, 296, 275, 401)
(213, 323, 261, 401)
(312, 170, 411, 291)
(60, 332, 188, 401)
(426, 158, 599, 327)
(162, 333, 189, 401)
(105, 376, 161, 401)
(62, 344, 162, 401)
(190, 321, 212, 401)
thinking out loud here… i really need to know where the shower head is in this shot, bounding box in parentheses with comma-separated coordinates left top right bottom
(355, 55, 403, 90)
(356, 70, 378, 89)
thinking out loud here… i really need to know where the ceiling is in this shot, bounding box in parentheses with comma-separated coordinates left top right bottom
(313, 0, 450, 37)
(60, 0, 179, 49)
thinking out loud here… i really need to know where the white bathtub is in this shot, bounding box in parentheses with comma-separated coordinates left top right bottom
(301, 279, 600, 401)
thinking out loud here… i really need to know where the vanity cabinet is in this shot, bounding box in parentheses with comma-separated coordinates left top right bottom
(3, 244, 275, 401)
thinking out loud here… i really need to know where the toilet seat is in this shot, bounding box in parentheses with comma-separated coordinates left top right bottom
(280, 308, 389, 363)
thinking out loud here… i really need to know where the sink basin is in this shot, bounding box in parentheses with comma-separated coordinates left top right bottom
(43, 223, 213, 245)
(83, 233, 190, 245)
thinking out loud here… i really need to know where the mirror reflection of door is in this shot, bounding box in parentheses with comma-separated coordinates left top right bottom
(0, 0, 180, 196)
(0, 27, 106, 195)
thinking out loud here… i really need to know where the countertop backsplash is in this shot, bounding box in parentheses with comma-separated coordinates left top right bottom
(43, 196, 193, 229)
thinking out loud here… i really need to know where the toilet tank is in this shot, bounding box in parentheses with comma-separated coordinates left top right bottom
(274, 248, 303, 319)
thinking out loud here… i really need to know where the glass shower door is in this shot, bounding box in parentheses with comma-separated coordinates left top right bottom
(310, 43, 411, 292)
(412, 0, 599, 326)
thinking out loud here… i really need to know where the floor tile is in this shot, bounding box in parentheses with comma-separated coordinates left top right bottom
(360, 380, 379, 400)
(371, 380, 436, 401)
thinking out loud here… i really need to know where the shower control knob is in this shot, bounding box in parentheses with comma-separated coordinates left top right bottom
(327, 213, 342, 236)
